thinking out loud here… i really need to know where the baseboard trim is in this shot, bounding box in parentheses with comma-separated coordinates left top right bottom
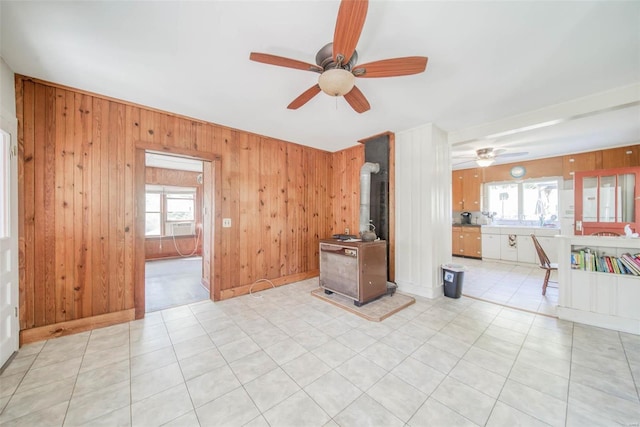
(220, 270, 319, 300)
(20, 309, 136, 345)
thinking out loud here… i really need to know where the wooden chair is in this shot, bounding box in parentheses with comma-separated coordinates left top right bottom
(591, 231, 621, 236)
(530, 234, 558, 295)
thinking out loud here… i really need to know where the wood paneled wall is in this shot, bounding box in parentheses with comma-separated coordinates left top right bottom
(16, 76, 334, 335)
(144, 167, 203, 260)
(464, 144, 640, 183)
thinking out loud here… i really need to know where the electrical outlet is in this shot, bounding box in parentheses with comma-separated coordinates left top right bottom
(222, 218, 232, 228)
(345, 228, 350, 234)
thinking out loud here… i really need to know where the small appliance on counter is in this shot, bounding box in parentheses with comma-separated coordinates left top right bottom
(460, 212, 472, 225)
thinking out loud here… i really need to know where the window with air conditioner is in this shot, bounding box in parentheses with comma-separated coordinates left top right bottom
(145, 186, 196, 237)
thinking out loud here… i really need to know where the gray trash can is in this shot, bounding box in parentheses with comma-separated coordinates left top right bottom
(442, 263, 466, 298)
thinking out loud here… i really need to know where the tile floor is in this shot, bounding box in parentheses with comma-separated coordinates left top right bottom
(145, 256, 209, 312)
(1, 272, 639, 426)
(457, 257, 559, 316)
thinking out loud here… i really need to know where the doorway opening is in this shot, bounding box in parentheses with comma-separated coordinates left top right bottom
(143, 152, 208, 312)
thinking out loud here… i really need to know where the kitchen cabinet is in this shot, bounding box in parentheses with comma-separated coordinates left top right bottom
(517, 236, 537, 264)
(481, 226, 560, 264)
(452, 226, 482, 258)
(500, 234, 518, 262)
(481, 232, 501, 259)
(452, 226, 462, 255)
(452, 168, 481, 211)
(536, 236, 559, 264)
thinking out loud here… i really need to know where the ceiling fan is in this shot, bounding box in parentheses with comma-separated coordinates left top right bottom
(249, 0, 428, 113)
(454, 147, 529, 167)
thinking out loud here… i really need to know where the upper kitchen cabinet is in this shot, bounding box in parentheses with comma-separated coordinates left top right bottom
(601, 145, 640, 169)
(452, 168, 482, 210)
(563, 151, 602, 180)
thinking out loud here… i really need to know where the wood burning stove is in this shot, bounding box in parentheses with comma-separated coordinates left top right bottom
(319, 239, 387, 306)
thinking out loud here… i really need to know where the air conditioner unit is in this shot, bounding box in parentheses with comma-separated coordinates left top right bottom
(168, 222, 194, 236)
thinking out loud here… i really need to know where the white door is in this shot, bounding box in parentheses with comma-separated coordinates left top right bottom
(0, 128, 19, 367)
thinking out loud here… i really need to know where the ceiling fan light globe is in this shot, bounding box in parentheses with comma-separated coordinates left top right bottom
(476, 158, 495, 167)
(318, 69, 355, 96)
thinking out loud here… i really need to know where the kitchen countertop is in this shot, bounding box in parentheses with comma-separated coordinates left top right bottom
(452, 224, 481, 227)
(481, 224, 559, 229)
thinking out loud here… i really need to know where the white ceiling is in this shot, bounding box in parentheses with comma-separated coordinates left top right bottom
(1, 1, 639, 162)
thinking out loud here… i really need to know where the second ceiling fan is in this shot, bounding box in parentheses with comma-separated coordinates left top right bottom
(249, 0, 428, 113)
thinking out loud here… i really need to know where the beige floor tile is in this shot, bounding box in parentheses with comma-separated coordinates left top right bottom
(131, 383, 193, 427)
(336, 354, 387, 391)
(281, 352, 332, 388)
(263, 390, 330, 427)
(195, 387, 259, 426)
(304, 370, 362, 417)
(73, 359, 130, 397)
(499, 379, 566, 427)
(229, 350, 278, 384)
(0, 378, 74, 422)
(486, 401, 549, 427)
(177, 347, 227, 381)
(409, 397, 478, 427)
(0, 400, 68, 427)
(334, 394, 404, 427)
(64, 380, 130, 426)
(263, 337, 307, 365)
(367, 373, 427, 422)
(186, 364, 240, 408)
(432, 376, 496, 426)
(449, 359, 506, 399)
(245, 367, 300, 412)
(131, 361, 184, 403)
(508, 361, 568, 401)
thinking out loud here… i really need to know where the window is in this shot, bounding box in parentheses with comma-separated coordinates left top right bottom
(145, 192, 162, 236)
(145, 186, 196, 236)
(166, 193, 195, 221)
(485, 178, 560, 223)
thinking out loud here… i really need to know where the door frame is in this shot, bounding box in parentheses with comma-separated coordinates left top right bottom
(0, 113, 19, 366)
(134, 143, 221, 319)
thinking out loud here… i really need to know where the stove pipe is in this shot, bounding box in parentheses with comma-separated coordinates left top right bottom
(359, 162, 380, 241)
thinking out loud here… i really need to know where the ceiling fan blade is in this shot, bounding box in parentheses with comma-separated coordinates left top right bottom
(333, 0, 369, 64)
(250, 52, 323, 73)
(497, 151, 529, 158)
(343, 86, 370, 113)
(287, 85, 322, 110)
(453, 160, 476, 167)
(353, 56, 428, 78)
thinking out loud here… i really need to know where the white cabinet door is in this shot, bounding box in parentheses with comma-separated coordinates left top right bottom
(537, 236, 559, 264)
(481, 233, 501, 259)
(517, 235, 537, 264)
(500, 235, 518, 261)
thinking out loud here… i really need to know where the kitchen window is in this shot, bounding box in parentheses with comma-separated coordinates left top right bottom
(484, 178, 560, 223)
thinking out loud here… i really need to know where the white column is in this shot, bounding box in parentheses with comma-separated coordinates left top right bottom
(395, 124, 451, 299)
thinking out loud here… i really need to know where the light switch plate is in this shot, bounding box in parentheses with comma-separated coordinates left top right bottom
(222, 218, 231, 228)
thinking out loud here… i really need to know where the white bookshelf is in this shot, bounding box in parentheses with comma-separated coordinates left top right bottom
(557, 235, 640, 334)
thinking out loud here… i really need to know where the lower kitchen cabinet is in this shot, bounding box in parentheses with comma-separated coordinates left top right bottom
(452, 226, 482, 259)
(481, 226, 560, 264)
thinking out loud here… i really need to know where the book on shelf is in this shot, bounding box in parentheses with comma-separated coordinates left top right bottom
(570, 248, 640, 276)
